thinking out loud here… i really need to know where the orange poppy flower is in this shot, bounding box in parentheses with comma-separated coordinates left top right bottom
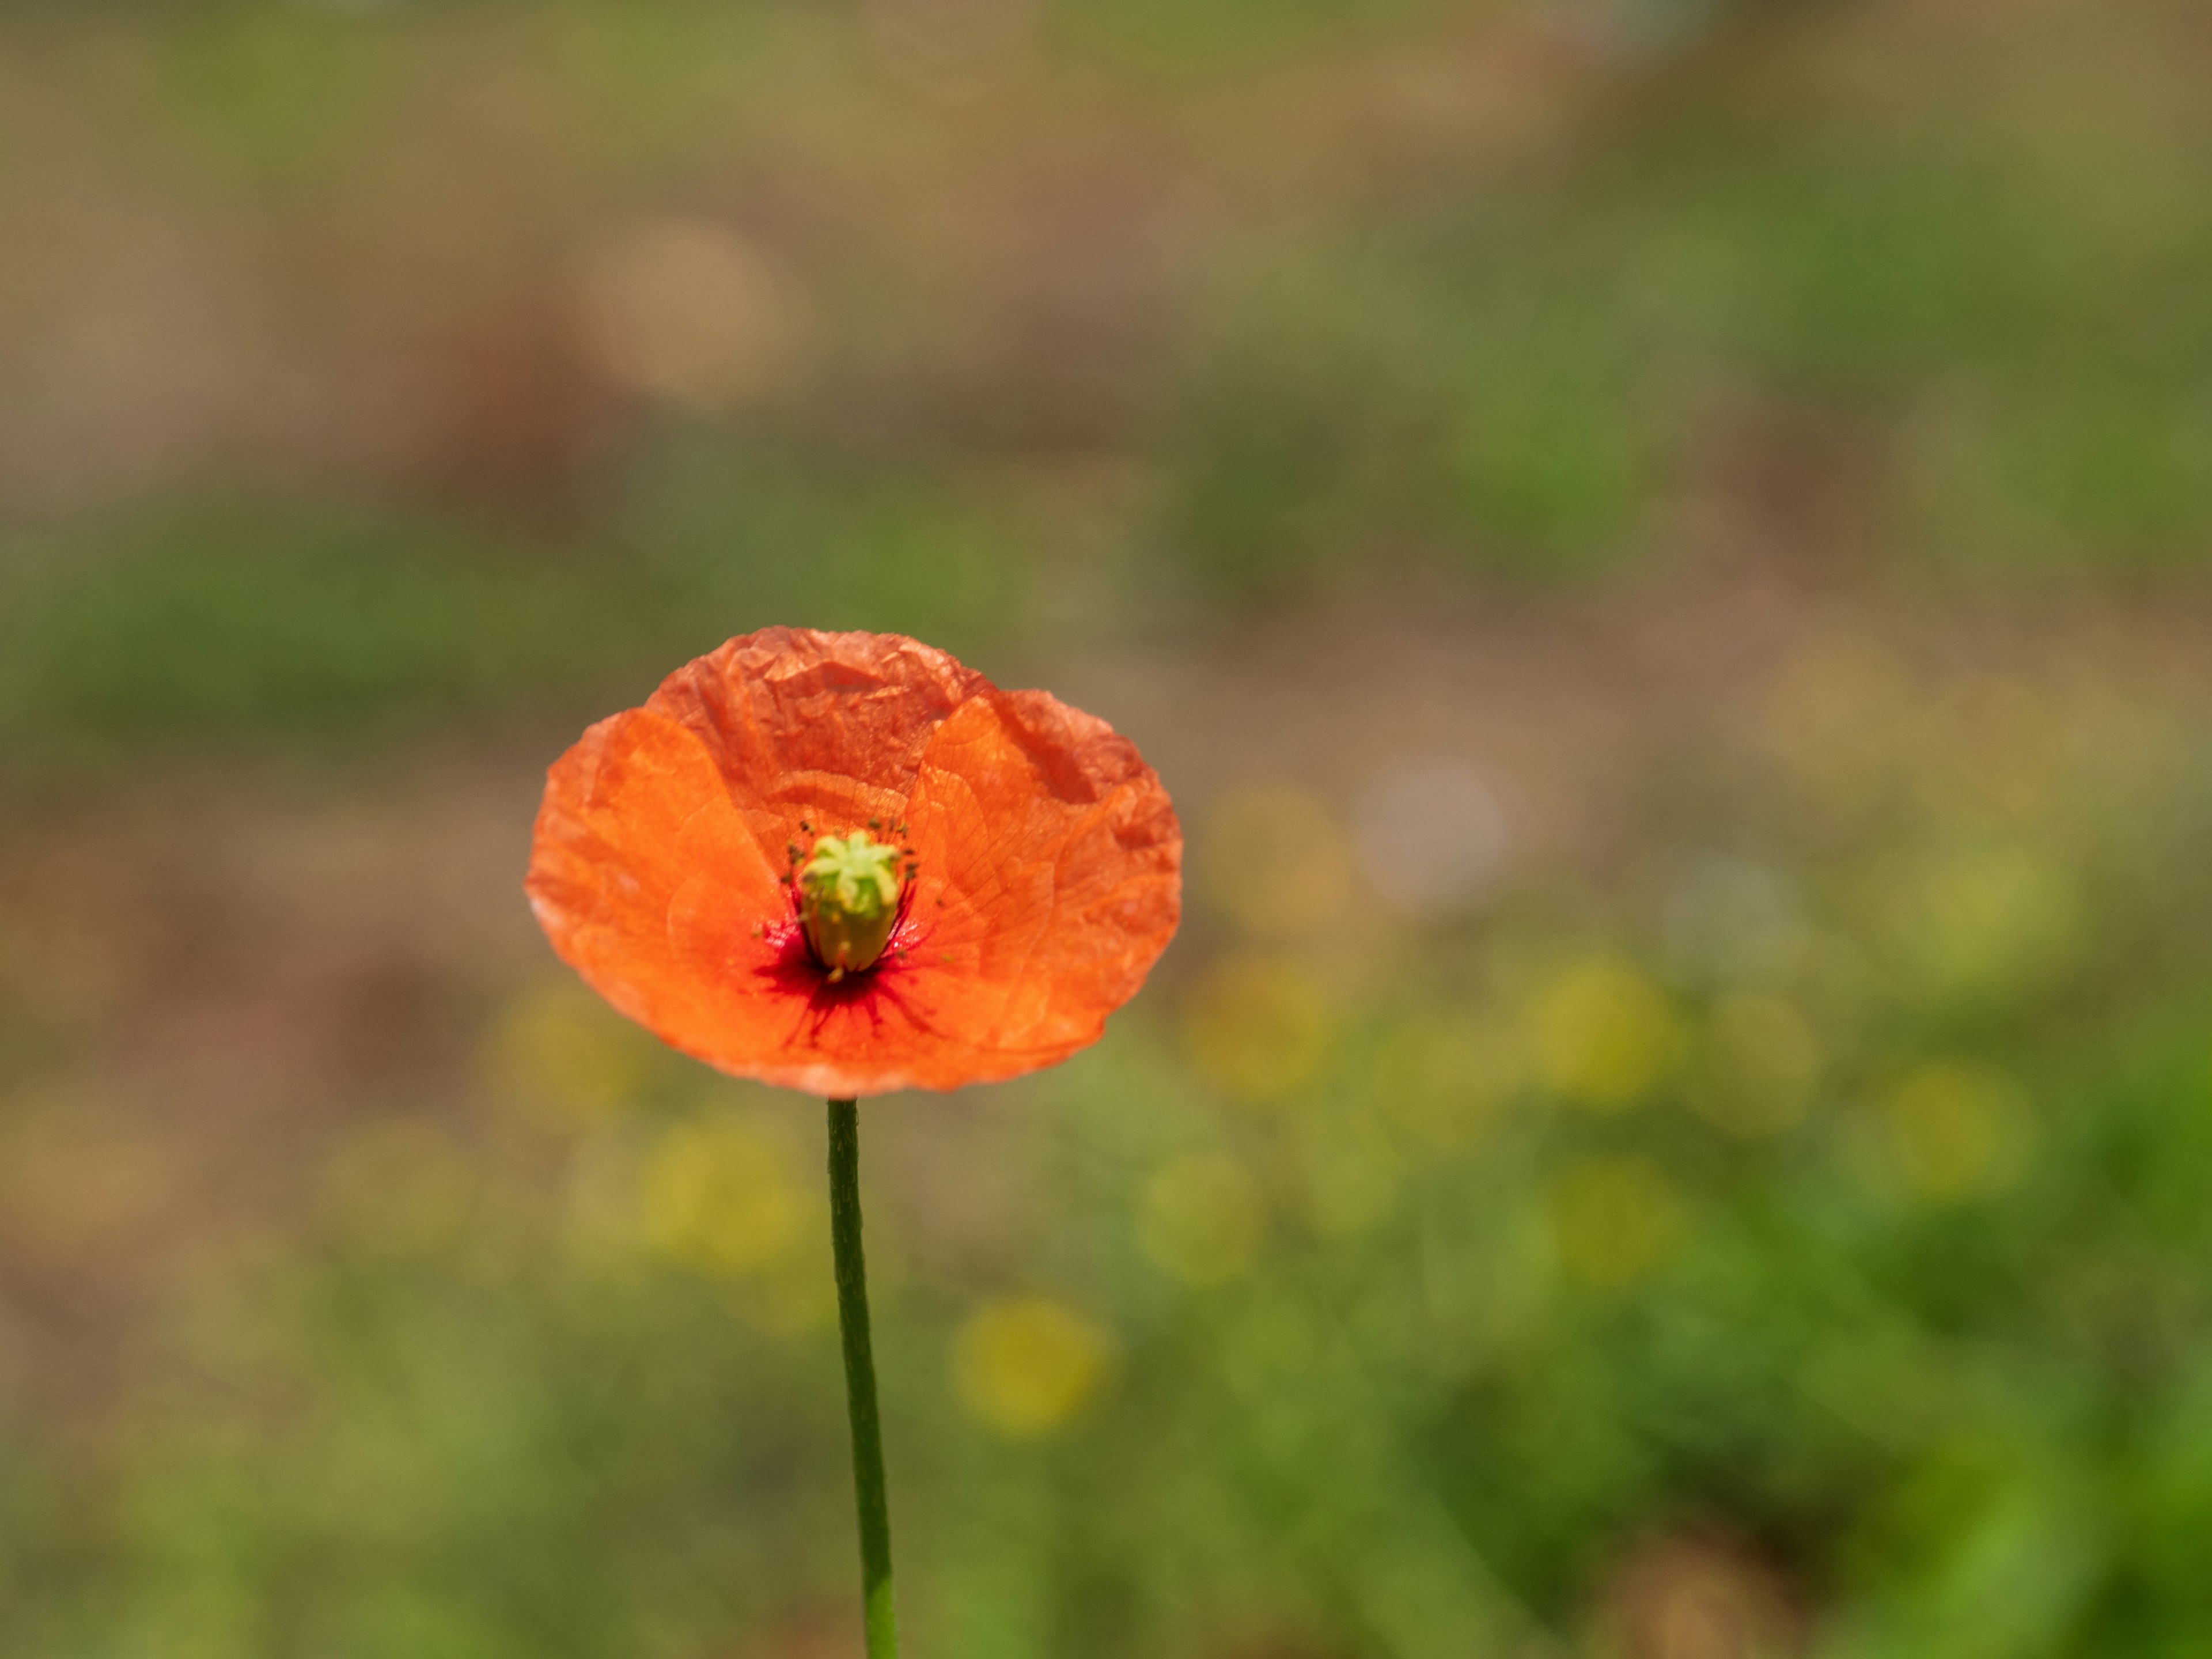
(527, 628, 1181, 1097)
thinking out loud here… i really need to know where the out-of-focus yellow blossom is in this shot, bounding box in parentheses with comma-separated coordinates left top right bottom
(1532, 957, 1685, 1111)
(1138, 1153, 1264, 1285)
(641, 1116, 803, 1274)
(486, 982, 660, 1127)
(1198, 786, 1355, 938)
(1864, 843, 2081, 1005)
(1184, 956, 1332, 1103)
(1374, 1018, 1521, 1154)
(1879, 1062, 2034, 1200)
(1689, 994, 1821, 1139)
(952, 1296, 1114, 1437)
(1548, 1157, 1685, 1288)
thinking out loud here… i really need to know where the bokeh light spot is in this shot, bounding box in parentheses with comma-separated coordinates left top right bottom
(641, 1116, 804, 1275)
(574, 218, 811, 410)
(1601, 1533, 1799, 1659)
(951, 1296, 1113, 1438)
(1353, 760, 1509, 920)
(1879, 1062, 2035, 1200)
(1532, 957, 1685, 1111)
(1689, 993, 1821, 1139)
(1866, 843, 2082, 1005)
(1549, 1156, 1685, 1288)
(1662, 858, 1806, 988)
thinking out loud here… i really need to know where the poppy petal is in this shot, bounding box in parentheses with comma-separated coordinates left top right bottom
(527, 631, 1180, 1096)
(527, 705, 792, 1067)
(649, 627, 983, 854)
(896, 688, 1181, 1066)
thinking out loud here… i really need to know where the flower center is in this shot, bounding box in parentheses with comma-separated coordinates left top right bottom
(798, 829, 907, 979)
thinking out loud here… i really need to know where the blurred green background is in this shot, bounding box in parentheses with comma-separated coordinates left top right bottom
(5, 2, 2212, 1655)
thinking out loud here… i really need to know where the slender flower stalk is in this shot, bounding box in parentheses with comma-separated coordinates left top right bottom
(827, 1098, 899, 1658)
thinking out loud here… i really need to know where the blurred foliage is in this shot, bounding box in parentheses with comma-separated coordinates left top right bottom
(0, 467, 1031, 761)
(3, 0, 2210, 759)
(6, 1, 2212, 1656)
(17, 699, 2212, 1655)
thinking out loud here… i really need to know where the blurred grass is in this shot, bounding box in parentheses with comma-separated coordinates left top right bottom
(0, 467, 1033, 764)
(6, 2, 2210, 742)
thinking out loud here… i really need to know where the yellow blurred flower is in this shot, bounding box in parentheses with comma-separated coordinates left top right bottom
(1548, 1156, 1684, 1288)
(952, 1296, 1114, 1437)
(1138, 1153, 1264, 1285)
(486, 981, 660, 1127)
(1184, 956, 1332, 1102)
(1688, 994, 1821, 1139)
(1878, 1062, 2033, 1200)
(1197, 786, 1354, 938)
(1866, 843, 2081, 1005)
(641, 1116, 804, 1275)
(1532, 957, 1685, 1111)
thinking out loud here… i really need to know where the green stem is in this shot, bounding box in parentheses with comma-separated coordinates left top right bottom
(827, 1098, 900, 1659)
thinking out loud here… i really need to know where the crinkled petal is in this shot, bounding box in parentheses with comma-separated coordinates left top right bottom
(526, 630, 1180, 1096)
(649, 627, 982, 855)
(527, 705, 790, 1066)
(890, 688, 1181, 1073)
